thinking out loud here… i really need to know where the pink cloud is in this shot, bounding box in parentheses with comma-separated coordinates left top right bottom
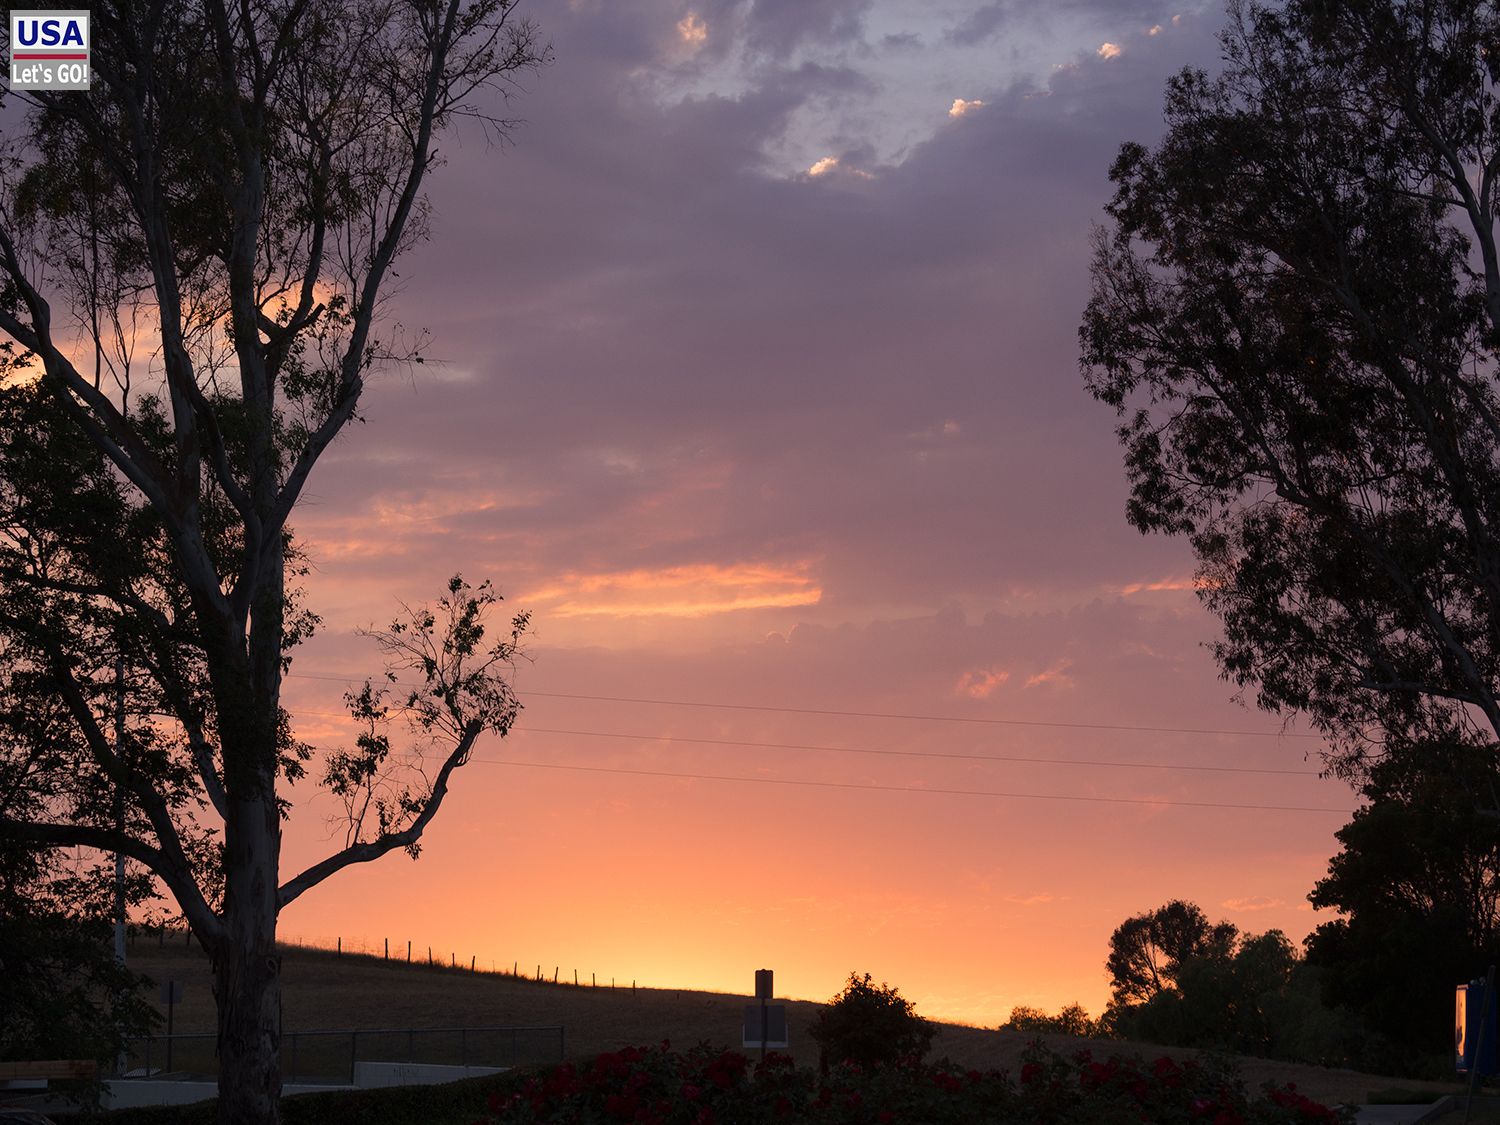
(955, 667, 1010, 699)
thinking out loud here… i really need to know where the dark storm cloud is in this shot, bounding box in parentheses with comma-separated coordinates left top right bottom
(717, 0, 874, 56)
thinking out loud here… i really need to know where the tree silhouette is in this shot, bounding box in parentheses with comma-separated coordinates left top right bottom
(0, 3, 547, 1121)
(1082, 0, 1500, 777)
(1106, 899, 1237, 1007)
(1306, 743, 1500, 1066)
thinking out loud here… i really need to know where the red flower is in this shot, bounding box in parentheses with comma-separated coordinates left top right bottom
(603, 1091, 639, 1120)
(1021, 1062, 1044, 1084)
(1081, 1060, 1117, 1088)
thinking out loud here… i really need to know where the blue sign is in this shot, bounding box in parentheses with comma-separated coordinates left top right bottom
(1456, 981, 1498, 1075)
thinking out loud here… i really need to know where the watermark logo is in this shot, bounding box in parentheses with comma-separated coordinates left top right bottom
(9, 11, 90, 91)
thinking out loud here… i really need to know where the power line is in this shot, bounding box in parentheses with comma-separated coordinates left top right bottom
(282, 704, 1321, 777)
(468, 757, 1354, 815)
(282, 670, 1321, 741)
(512, 726, 1323, 777)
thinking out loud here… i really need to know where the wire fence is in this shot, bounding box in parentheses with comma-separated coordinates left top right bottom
(122, 1024, 566, 1085)
(130, 925, 645, 995)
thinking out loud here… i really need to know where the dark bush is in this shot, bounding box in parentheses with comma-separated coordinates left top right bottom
(808, 971, 935, 1070)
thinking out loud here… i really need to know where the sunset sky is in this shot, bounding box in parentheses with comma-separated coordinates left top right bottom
(272, 0, 1356, 1027)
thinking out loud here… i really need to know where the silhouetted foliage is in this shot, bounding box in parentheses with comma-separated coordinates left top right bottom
(1000, 1002, 1099, 1038)
(1105, 901, 1356, 1065)
(1106, 900, 1238, 1007)
(1305, 743, 1500, 1075)
(0, 3, 547, 1122)
(0, 835, 158, 1083)
(808, 972, 935, 1070)
(1081, 0, 1500, 780)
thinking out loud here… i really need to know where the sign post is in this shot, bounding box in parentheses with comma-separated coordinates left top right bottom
(160, 980, 183, 1073)
(742, 969, 788, 1060)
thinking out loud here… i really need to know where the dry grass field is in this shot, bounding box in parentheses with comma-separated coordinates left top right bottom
(124, 939, 1463, 1108)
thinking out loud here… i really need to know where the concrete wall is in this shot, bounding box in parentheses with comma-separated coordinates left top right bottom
(352, 1061, 505, 1088)
(103, 1080, 353, 1109)
(102, 1063, 507, 1108)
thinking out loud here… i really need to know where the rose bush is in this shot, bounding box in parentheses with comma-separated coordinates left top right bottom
(469, 1040, 1356, 1124)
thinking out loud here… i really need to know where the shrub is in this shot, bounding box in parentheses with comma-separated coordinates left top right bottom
(808, 971, 935, 1070)
(471, 1040, 1357, 1124)
(1001, 1003, 1099, 1038)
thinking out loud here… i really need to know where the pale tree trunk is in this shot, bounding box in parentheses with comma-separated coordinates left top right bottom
(212, 791, 283, 1125)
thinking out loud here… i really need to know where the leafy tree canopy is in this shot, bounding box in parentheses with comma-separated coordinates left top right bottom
(0, 836, 158, 1075)
(1305, 742, 1500, 1070)
(1000, 1003, 1098, 1038)
(1106, 899, 1238, 1007)
(1082, 0, 1500, 775)
(1106, 901, 1350, 1065)
(809, 972, 936, 1071)
(0, 2, 548, 1122)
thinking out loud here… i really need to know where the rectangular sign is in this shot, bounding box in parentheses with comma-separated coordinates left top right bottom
(1458, 982, 1499, 1075)
(9, 10, 90, 91)
(742, 1003, 788, 1049)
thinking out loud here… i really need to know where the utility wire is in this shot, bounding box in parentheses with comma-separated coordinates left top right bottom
(468, 757, 1354, 815)
(285, 709, 1322, 777)
(517, 691, 1322, 739)
(283, 670, 1321, 741)
(511, 727, 1322, 777)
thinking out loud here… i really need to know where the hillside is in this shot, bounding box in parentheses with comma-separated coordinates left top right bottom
(124, 940, 1459, 1107)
